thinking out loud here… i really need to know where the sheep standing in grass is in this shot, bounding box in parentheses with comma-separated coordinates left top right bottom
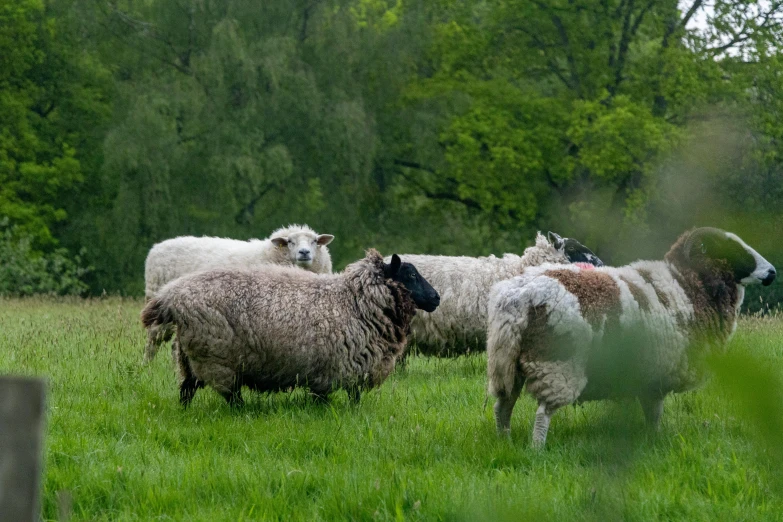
(486, 227, 776, 447)
(141, 250, 440, 406)
(390, 232, 603, 356)
(143, 224, 334, 362)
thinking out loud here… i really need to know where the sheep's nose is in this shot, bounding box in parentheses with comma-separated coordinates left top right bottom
(762, 268, 776, 286)
(298, 248, 311, 255)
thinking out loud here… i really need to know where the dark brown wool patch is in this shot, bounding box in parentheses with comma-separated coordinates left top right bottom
(545, 269, 621, 326)
(620, 276, 650, 312)
(668, 270, 692, 329)
(636, 269, 670, 307)
(665, 230, 740, 342)
(637, 269, 654, 285)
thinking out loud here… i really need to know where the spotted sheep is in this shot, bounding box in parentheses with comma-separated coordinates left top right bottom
(486, 227, 776, 447)
(388, 232, 603, 357)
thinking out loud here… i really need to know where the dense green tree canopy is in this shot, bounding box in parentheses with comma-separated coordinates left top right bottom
(0, 0, 782, 308)
(0, 0, 109, 246)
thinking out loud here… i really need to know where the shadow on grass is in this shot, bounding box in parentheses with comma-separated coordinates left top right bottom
(172, 386, 365, 421)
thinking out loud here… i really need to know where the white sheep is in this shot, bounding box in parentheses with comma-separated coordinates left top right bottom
(140, 250, 440, 406)
(486, 227, 776, 447)
(143, 224, 334, 362)
(390, 232, 603, 356)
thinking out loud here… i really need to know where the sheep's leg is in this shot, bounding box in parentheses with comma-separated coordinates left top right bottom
(170, 336, 180, 366)
(143, 325, 160, 363)
(179, 355, 204, 407)
(176, 344, 203, 407)
(494, 376, 525, 436)
(218, 370, 244, 408)
(164, 324, 177, 359)
(347, 386, 361, 404)
(144, 323, 174, 363)
(532, 403, 554, 448)
(179, 376, 203, 407)
(199, 362, 244, 408)
(219, 386, 244, 408)
(640, 395, 665, 431)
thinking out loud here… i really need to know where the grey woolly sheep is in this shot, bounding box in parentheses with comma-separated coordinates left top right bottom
(143, 224, 334, 362)
(389, 232, 603, 356)
(486, 227, 776, 447)
(140, 250, 440, 406)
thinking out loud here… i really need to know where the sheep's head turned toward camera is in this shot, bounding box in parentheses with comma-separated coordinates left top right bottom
(547, 231, 604, 267)
(665, 227, 776, 287)
(384, 254, 440, 313)
(271, 230, 334, 268)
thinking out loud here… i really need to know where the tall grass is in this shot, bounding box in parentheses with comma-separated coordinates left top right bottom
(1, 298, 782, 521)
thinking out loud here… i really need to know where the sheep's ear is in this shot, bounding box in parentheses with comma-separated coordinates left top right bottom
(548, 231, 564, 250)
(385, 254, 402, 278)
(316, 234, 334, 246)
(271, 237, 288, 247)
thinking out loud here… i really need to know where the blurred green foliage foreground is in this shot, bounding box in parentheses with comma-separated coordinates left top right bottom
(2, 298, 783, 521)
(1, 0, 782, 310)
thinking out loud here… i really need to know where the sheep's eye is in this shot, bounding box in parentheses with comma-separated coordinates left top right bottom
(409, 273, 416, 280)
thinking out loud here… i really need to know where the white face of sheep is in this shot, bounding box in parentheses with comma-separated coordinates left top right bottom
(723, 232, 776, 286)
(271, 232, 334, 268)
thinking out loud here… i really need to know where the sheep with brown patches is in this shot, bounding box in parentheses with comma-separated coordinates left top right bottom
(388, 232, 603, 357)
(486, 227, 776, 447)
(140, 250, 440, 407)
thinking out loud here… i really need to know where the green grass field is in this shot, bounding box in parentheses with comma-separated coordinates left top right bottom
(2, 298, 783, 521)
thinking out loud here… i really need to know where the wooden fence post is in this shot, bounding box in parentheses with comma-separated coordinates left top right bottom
(0, 376, 47, 522)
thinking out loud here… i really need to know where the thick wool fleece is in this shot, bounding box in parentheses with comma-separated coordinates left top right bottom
(144, 224, 332, 299)
(142, 224, 332, 362)
(141, 250, 416, 403)
(390, 233, 569, 356)
(486, 229, 760, 440)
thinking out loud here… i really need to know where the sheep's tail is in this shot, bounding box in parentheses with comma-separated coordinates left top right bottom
(486, 285, 529, 399)
(141, 296, 173, 328)
(141, 296, 176, 363)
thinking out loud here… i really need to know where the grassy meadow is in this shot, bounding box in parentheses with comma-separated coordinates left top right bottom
(2, 297, 783, 521)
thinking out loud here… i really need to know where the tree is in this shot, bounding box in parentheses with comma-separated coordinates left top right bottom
(77, 0, 390, 291)
(0, 0, 109, 247)
(389, 0, 783, 257)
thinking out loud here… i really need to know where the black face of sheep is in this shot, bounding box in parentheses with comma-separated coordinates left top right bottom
(547, 231, 604, 267)
(680, 227, 776, 286)
(384, 254, 440, 312)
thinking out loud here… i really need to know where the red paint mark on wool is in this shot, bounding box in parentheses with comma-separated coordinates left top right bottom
(574, 263, 596, 270)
